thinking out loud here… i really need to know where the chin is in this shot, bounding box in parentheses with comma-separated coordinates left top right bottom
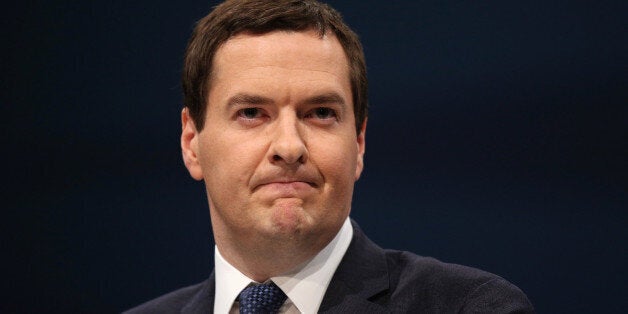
(267, 199, 311, 234)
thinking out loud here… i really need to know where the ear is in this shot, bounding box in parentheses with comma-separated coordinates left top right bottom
(181, 108, 204, 181)
(354, 118, 367, 181)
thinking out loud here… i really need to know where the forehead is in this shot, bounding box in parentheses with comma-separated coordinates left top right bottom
(210, 30, 351, 97)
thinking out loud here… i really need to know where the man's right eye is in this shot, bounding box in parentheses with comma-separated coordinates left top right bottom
(237, 108, 261, 119)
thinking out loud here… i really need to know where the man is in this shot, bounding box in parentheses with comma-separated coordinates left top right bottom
(127, 0, 534, 313)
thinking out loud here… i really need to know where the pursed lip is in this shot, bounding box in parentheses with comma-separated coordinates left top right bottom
(252, 175, 319, 193)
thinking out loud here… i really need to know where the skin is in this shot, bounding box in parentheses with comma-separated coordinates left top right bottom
(181, 29, 366, 282)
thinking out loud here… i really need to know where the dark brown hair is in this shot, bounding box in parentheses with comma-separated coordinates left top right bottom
(182, 0, 368, 133)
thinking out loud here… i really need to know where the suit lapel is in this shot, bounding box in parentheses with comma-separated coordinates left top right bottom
(319, 220, 390, 313)
(183, 222, 389, 313)
(181, 271, 216, 314)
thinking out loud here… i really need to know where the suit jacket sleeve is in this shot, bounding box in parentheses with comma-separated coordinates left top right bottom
(459, 277, 533, 313)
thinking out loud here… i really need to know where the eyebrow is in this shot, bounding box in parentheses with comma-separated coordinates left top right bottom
(226, 93, 274, 108)
(226, 91, 347, 108)
(301, 92, 346, 107)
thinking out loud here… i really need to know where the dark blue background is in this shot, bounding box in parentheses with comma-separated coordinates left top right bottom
(4, 1, 627, 312)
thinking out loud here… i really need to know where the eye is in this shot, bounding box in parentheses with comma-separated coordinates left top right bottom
(237, 107, 262, 119)
(234, 107, 268, 127)
(310, 107, 337, 120)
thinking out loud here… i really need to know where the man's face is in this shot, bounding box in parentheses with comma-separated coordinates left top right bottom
(182, 30, 365, 249)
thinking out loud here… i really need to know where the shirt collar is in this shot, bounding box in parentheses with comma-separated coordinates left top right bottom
(213, 217, 353, 314)
(213, 244, 253, 314)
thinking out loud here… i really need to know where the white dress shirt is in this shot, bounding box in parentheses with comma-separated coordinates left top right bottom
(213, 217, 354, 314)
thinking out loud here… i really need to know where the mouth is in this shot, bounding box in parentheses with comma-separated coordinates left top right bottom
(253, 178, 318, 196)
(256, 180, 316, 189)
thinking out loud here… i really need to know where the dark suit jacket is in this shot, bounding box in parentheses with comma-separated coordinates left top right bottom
(125, 222, 534, 313)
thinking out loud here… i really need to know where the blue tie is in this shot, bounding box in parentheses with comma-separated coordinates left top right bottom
(238, 282, 287, 314)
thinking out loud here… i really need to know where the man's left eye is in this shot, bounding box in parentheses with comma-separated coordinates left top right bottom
(311, 107, 337, 119)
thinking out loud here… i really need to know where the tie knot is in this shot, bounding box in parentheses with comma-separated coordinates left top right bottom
(238, 282, 287, 314)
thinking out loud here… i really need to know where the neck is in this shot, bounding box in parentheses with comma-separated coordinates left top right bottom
(215, 230, 335, 282)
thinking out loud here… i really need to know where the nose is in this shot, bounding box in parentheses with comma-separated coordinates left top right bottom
(269, 114, 308, 165)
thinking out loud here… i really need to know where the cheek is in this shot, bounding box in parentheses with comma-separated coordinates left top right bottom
(200, 136, 266, 197)
(313, 138, 358, 184)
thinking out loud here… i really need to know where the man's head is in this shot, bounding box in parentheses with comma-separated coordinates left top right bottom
(182, 0, 368, 134)
(180, 0, 367, 281)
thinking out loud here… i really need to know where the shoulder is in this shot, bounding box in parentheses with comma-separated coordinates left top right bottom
(383, 250, 535, 313)
(123, 281, 208, 314)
